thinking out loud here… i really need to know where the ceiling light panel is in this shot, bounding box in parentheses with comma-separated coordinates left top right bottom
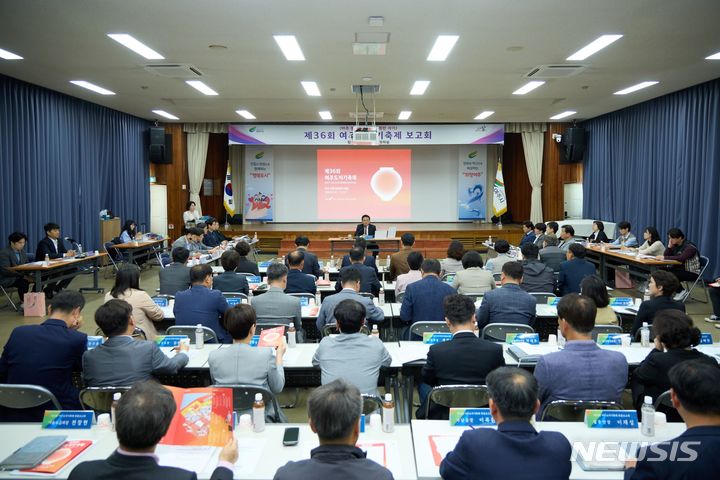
(273, 35, 305, 61)
(614, 81, 659, 95)
(69, 80, 115, 95)
(398, 111, 412, 120)
(152, 110, 179, 120)
(186, 80, 219, 95)
(427, 35, 459, 61)
(566, 34, 622, 61)
(512, 81, 545, 95)
(318, 111, 332, 120)
(0, 47, 22, 60)
(706, 51, 720, 60)
(301, 81, 321, 96)
(549, 110, 577, 120)
(410, 81, 430, 95)
(236, 110, 256, 119)
(474, 111, 494, 120)
(107, 33, 164, 60)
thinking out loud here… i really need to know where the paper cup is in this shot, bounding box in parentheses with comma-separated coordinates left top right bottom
(547, 334, 557, 345)
(621, 336, 632, 347)
(97, 413, 112, 430)
(654, 412, 667, 426)
(239, 414, 252, 431)
(370, 413, 382, 431)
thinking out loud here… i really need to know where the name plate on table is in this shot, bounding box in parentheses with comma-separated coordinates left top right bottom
(249, 335, 260, 347)
(608, 297, 634, 307)
(259, 261, 272, 267)
(423, 332, 452, 344)
(547, 297, 561, 306)
(42, 411, 94, 429)
(584, 410, 638, 429)
(226, 297, 245, 306)
(505, 333, 540, 345)
(247, 275, 262, 284)
(701, 332, 713, 344)
(155, 335, 189, 347)
(153, 297, 169, 307)
(86, 336, 104, 350)
(450, 408, 496, 426)
(596, 333, 629, 346)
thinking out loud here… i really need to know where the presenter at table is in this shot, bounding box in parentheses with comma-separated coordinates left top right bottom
(354, 214, 376, 238)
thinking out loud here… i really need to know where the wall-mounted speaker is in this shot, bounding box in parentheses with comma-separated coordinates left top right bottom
(561, 127, 585, 164)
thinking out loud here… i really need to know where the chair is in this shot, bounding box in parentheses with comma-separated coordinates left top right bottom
(424, 385, 490, 419)
(441, 273, 455, 283)
(395, 291, 405, 303)
(409, 321, 449, 339)
(256, 315, 295, 326)
(0, 384, 62, 411)
(214, 384, 283, 423)
(461, 292, 484, 302)
(0, 285, 19, 311)
(493, 273, 502, 282)
(79, 386, 132, 413)
(529, 292, 556, 304)
(361, 394, 383, 415)
(682, 256, 710, 303)
(481, 323, 534, 342)
(358, 292, 375, 299)
(255, 323, 288, 336)
(321, 324, 370, 337)
(654, 390, 673, 410)
(93, 327, 147, 341)
(222, 292, 249, 302)
(540, 400, 623, 422)
(590, 324, 624, 341)
(166, 325, 219, 344)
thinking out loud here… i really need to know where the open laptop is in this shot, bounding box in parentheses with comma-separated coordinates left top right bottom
(387, 226, 397, 238)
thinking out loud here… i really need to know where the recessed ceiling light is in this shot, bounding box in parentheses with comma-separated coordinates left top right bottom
(427, 35, 459, 61)
(236, 110, 256, 120)
(185, 80, 219, 96)
(706, 51, 720, 60)
(512, 81, 545, 95)
(152, 110, 179, 120)
(273, 35, 305, 61)
(474, 111, 494, 120)
(301, 81, 321, 96)
(69, 80, 116, 95)
(398, 111, 412, 120)
(410, 80, 430, 95)
(549, 110, 577, 120)
(0, 47, 22, 60)
(614, 81, 659, 95)
(368, 16, 384, 27)
(566, 34, 622, 61)
(318, 111, 332, 120)
(107, 33, 164, 60)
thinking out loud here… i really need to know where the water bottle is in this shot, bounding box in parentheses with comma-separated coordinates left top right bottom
(287, 325, 297, 348)
(315, 292, 321, 306)
(371, 324, 380, 338)
(386, 255, 391, 267)
(379, 288, 385, 305)
(382, 393, 395, 433)
(330, 255, 335, 268)
(77, 244, 83, 255)
(641, 396, 655, 436)
(253, 232, 258, 243)
(640, 322, 650, 347)
(324, 271, 330, 281)
(252, 393, 265, 432)
(248, 289, 253, 305)
(43, 253, 50, 266)
(195, 324, 204, 349)
(111, 392, 121, 431)
(643, 287, 651, 302)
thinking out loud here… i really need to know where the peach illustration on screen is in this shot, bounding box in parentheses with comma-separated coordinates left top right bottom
(371, 167, 403, 201)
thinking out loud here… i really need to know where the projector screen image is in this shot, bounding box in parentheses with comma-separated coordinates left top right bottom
(317, 149, 411, 220)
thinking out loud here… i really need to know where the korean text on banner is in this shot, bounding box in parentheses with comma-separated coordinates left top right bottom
(244, 147, 274, 221)
(492, 161, 508, 217)
(458, 146, 487, 220)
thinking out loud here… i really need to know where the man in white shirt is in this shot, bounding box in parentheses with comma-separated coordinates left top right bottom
(395, 251, 423, 296)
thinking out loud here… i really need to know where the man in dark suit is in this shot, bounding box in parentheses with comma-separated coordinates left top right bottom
(340, 237, 378, 274)
(400, 259, 456, 329)
(174, 264, 231, 343)
(0, 291, 87, 421)
(284, 250, 317, 295)
(83, 299, 190, 386)
(212, 250, 249, 295)
(159, 247, 191, 295)
(202, 217, 232, 248)
(353, 214, 376, 238)
(558, 243, 596, 295)
(336, 247, 380, 297)
(68, 380, 236, 480)
(476, 261, 537, 330)
(233, 240, 259, 275)
(389, 232, 416, 281)
(539, 234, 566, 272)
(35, 222, 75, 297)
(519, 221, 537, 247)
(285, 235, 322, 278)
(440, 367, 572, 479)
(419, 294, 506, 419)
(520, 243, 556, 293)
(533, 222, 547, 247)
(0, 231, 32, 307)
(624, 361, 720, 479)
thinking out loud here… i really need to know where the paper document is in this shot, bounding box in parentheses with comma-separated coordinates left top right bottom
(429, 435, 460, 466)
(232, 439, 266, 476)
(156, 445, 216, 473)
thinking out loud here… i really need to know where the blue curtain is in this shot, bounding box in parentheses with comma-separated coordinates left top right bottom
(0, 74, 150, 253)
(582, 78, 720, 278)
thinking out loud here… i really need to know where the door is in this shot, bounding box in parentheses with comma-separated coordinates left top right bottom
(563, 183, 583, 219)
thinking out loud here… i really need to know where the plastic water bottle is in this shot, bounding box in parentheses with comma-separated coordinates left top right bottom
(643, 287, 651, 302)
(386, 255, 391, 267)
(195, 324, 204, 349)
(330, 255, 335, 268)
(111, 392, 121, 431)
(315, 292, 321, 306)
(44, 253, 50, 266)
(324, 271, 330, 281)
(253, 232, 258, 243)
(287, 324, 297, 348)
(371, 324, 380, 339)
(77, 244, 83, 255)
(248, 289, 253, 305)
(252, 393, 265, 432)
(382, 393, 395, 433)
(640, 322, 650, 347)
(379, 288, 385, 305)
(641, 396, 655, 437)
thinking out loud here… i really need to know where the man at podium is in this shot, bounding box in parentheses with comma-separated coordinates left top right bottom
(354, 214, 376, 238)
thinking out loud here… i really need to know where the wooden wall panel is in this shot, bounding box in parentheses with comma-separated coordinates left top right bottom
(542, 123, 583, 221)
(199, 133, 229, 221)
(502, 133, 531, 221)
(148, 124, 188, 241)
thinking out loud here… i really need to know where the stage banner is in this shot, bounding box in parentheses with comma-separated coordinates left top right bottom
(457, 146, 487, 220)
(244, 147, 274, 221)
(493, 161, 508, 217)
(229, 124, 504, 146)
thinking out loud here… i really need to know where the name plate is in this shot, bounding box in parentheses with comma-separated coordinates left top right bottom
(547, 298, 561, 306)
(596, 333, 629, 346)
(700, 332, 713, 345)
(505, 333, 540, 345)
(608, 297, 634, 307)
(86, 336, 104, 350)
(153, 297, 169, 307)
(42, 411, 94, 429)
(155, 335, 189, 347)
(249, 335, 260, 347)
(259, 261, 272, 267)
(449, 408, 496, 426)
(584, 410, 638, 429)
(422, 332, 452, 344)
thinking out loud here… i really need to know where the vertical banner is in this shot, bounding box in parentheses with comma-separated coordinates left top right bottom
(493, 161, 508, 217)
(244, 147, 274, 221)
(457, 146, 487, 220)
(223, 161, 235, 217)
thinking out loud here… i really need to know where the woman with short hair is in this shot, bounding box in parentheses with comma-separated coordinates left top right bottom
(104, 265, 164, 340)
(440, 240, 465, 275)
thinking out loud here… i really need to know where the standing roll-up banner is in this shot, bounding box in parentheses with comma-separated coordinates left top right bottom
(457, 146, 488, 220)
(243, 147, 274, 221)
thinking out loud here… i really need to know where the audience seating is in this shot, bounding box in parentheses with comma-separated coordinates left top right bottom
(682, 255, 710, 303)
(528, 292, 556, 304)
(590, 324, 623, 341)
(255, 323, 288, 336)
(409, 321, 450, 339)
(0, 384, 61, 411)
(361, 393, 383, 415)
(540, 400, 622, 421)
(481, 323, 534, 342)
(166, 325, 219, 344)
(214, 384, 283, 423)
(79, 386, 131, 413)
(424, 385, 489, 419)
(94, 327, 147, 341)
(321, 324, 370, 337)
(0, 285, 19, 311)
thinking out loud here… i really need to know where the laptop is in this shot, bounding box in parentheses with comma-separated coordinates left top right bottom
(387, 226, 397, 238)
(374, 230, 388, 239)
(507, 345, 541, 363)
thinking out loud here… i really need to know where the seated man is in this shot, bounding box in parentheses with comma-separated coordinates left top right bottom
(546, 221, 559, 237)
(335, 246, 380, 297)
(234, 240, 260, 275)
(661, 227, 701, 285)
(202, 217, 232, 248)
(557, 224, 577, 251)
(419, 294, 505, 419)
(624, 360, 720, 479)
(533, 222, 547, 247)
(0, 231, 32, 308)
(610, 220, 638, 247)
(354, 214, 376, 238)
(284, 250, 317, 295)
(539, 234, 565, 272)
(251, 263, 304, 343)
(519, 221, 537, 247)
(172, 227, 209, 254)
(68, 381, 236, 480)
(440, 367, 572, 479)
(212, 250, 249, 295)
(174, 264, 231, 342)
(534, 294, 628, 417)
(0, 291, 87, 421)
(485, 239, 514, 274)
(389, 232, 415, 281)
(395, 251, 423, 296)
(158, 247, 191, 295)
(557, 243, 596, 296)
(340, 237, 378, 274)
(312, 300, 391, 395)
(83, 299, 189, 386)
(287, 235, 322, 278)
(520, 243, 556, 293)
(400, 259, 456, 328)
(316, 268, 384, 331)
(274, 379, 393, 480)
(476, 261, 536, 331)
(35, 222, 75, 297)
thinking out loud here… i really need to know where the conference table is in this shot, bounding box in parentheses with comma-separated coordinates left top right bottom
(9, 252, 108, 294)
(329, 237, 401, 256)
(584, 244, 680, 284)
(111, 238, 166, 265)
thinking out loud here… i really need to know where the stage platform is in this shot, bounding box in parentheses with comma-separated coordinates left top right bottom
(222, 222, 523, 256)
